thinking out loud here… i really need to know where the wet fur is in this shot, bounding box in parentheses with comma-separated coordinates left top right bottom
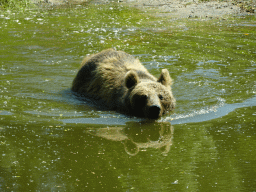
(72, 48, 175, 118)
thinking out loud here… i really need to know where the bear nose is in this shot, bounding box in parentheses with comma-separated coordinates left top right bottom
(148, 105, 161, 119)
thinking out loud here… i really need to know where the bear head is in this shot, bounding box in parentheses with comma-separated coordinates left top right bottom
(125, 69, 176, 119)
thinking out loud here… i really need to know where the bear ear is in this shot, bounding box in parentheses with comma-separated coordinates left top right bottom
(125, 71, 139, 89)
(158, 69, 173, 86)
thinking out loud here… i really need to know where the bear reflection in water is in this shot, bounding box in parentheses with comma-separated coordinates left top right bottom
(72, 49, 176, 119)
(86, 122, 174, 156)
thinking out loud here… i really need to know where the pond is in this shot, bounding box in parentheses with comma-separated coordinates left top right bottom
(1, 3, 256, 191)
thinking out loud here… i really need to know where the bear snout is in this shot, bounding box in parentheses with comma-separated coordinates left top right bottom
(147, 105, 161, 119)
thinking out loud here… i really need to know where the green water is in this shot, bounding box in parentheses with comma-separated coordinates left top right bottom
(1, 3, 256, 191)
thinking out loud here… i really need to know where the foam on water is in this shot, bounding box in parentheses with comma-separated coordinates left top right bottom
(163, 96, 256, 125)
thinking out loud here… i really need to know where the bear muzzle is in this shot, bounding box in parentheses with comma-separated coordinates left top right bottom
(147, 105, 161, 119)
(145, 95, 162, 119)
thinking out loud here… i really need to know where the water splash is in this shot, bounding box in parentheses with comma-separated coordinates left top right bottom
(163, 96, 256, 125)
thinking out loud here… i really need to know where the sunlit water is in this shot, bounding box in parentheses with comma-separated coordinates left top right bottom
(1, 3, 256, 192)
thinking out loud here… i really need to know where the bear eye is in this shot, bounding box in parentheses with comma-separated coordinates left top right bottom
(159, 94, 164, 100)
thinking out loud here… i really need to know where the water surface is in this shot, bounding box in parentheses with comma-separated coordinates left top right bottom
(1, 3, 256, 191)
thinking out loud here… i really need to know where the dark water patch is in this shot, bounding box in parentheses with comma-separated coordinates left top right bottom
(62, 117, 134, 125)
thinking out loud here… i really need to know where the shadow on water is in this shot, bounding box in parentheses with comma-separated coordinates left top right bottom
(1, 117, 174, 190)
(85, 122, 174, 156)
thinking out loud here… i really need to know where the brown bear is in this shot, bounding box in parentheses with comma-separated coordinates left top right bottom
(72, 48, 175, 119)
